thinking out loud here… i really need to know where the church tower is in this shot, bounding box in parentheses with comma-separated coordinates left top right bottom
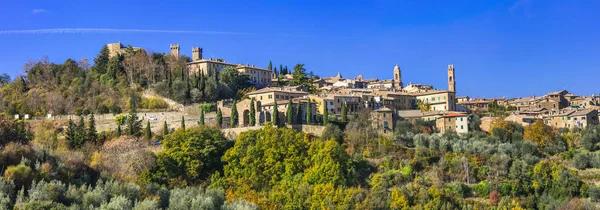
(170, 44, 180, 58)
(448, 64, 455, 92)
(393, 64, 403, 88)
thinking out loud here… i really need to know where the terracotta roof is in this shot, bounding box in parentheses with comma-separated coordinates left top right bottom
(247, 87, 307, 95)
(443, 112, 469, 117)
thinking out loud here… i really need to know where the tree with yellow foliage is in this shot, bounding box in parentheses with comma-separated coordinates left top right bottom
(390, 187, 409, 210)
(524, 120, 555, 146)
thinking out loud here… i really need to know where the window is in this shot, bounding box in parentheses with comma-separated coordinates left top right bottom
(268, 95, 272, 99)
(444, 96, 446, 100)
(383, 113, 386, 117)
(461, 125, 464, 129)
(384, 121, 389, 128)
(460, 117, 463, 121)
(438, 97, 440, 101)
(276, 95, 280, 99)
(260, 96, 263, 100)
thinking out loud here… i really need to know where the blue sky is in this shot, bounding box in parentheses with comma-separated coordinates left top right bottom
(0, 0, 598, 98)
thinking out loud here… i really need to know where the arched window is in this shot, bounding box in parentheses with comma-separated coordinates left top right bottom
(449, 76, 453, 82)
(383, 121, 389, 129)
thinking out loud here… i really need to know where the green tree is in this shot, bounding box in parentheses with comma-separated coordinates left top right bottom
(286, 99, 294, 125)
(117, 124, 122, 136)
(163, 121, 169, 136)
(217, 108, 223, 128)
(231, 100, 238, 128)
(87, 113, 97, 143)
(65, 119, 78, 149)
(181, 116, 186, 130)
(249, 99, 256, 126)
(323, 103, 329, 125)
(76, 116, 85, 146)
(126, 99, 142, 137)
(145, 120, 152, 141)
(93, 45, 110, 74)
(296, 103, 303, 124)
(268, 61, 273, 71)
(341, 102, 348, 122)
(272, 100, 279, 127)
(305, 101, 312, 124)
(199, 109, 205, 125)
(291, 64, 308, 86)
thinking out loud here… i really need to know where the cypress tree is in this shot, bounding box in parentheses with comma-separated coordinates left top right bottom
(181, 116, 186, 130)
(199, 109, 205, 125)
(87, 113, 97, 143)
(286, 99, 293, 125)
(268, 61, 273, 71)
(323, 103, 329, 125)
(230, 100, 238, 128)
(199, 73, 206, 100)
(163, 121, 169, 135)
(305, 101, 312, 124)
(341, 102, 348, 122)
(76, 116, 85, 147)
(249, 99, 256, 126)
(217, 108, 223, 128)
(66, 119, 77, 149)
(126, 98, 142, 137)
(295, 103, 302, 124)
(272, 100, 279, 127)
(145, 120, 152, 141)
(116, 124, 122, 137)
(279, 64, 283, 74)
(284, 66, 289, 75)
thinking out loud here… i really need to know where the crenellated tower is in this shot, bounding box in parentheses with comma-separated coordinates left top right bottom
(192, 47, 203, 61)
(170, 44, 180, 58)
(448, 64, 455, 92)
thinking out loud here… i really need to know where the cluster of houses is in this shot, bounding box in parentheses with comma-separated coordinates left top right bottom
(110, 42, 599, 134)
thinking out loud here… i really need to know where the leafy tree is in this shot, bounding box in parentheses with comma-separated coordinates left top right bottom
(145, 120, 152, 141)
(581, 125, 600, 151)
(469, 114, 482, 131)
(321, 124, 343, 143)
(87, 113, 98, 143)
(272, 100, 279, 127)
(144, 126, 229, 185)
(219, 66, 252, 95)
(231, 100, 238, 128)
(341, 102, 348, 122)
(524, 120, 554, 146)
(249, 99, 256, 126)
(286, 99, 293, 125)
(217, 108, 223, 128)
(290, 64, 308, 86)
(199, 109, 205, 125)
(417, 100, 431, 112)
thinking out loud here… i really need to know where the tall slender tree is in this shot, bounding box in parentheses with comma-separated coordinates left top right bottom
(296, 103, 303, 124)
(116, 124, 122, 137)
(341, 102, 348, 122)
(323, 103, 329, 125)
(230, 100, 238, 128)
(217, 108, 223, 128)
(163, 121, 169, 136)
(279, 64, 283, 75)
(66, 119, 78, 149)
(305, 101, 312, 124)
(87, 113, 97, 143)
(272, 100, 279, 127)
(181, 116, 186, 130)
(268, 61, 273, 71)
(145, 120, 152, 141)
(249, 99, 256, 126)
(126, 98, 142, 137)
(199, 109, 205, 125)
(286, 99, 294, 125)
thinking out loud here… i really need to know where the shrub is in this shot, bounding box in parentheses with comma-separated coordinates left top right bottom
(3, 164, 33, 188)
(100, 195, 132, 210)
(572, 152, 590, 170)
(98, 104, 110, 114)
(472, 181, 491, 197)
(199, 103, 215, 113)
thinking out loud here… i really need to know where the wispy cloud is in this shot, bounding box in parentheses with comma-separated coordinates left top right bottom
(31, 9, 47, 14)
(509, 0, 535, 18)
(0, 28, 306, 37)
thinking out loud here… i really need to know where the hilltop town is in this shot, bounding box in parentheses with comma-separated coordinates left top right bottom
(105, 42, 600, 135)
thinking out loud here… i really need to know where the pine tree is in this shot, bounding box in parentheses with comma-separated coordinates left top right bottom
(249, 99, 256, 126)
(199, 109, 205, 125)
(217, 108, 223, 128)
(341, 102, 348, 122)
(145, 120, 152, 141)
(181, 116, 186, 130)
(272, 100, 279, 127)
(76, 116, 85, 146)
(94, 45, 110, 74)
(305, 101, 312, 124)
(66, 119, 77, 149)
(163, 121, 169, 136)
(296, 103, 303, 124)
(87, 113, 97, 143)
(323, 103, 329, 125)
(126, 99, 142, 137)
(286, 99, 294, 125)
(230, 100, 238, 128)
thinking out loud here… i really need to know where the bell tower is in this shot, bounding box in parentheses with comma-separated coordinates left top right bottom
(170, 44, 180, 58)
(393, 64, 402, 89)
(448, 64, 455, 92)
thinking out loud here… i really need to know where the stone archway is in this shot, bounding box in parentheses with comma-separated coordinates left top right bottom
(243, 110, 250, 127)
(259, 111, 265, 125)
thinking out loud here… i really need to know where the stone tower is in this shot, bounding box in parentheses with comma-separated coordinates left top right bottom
(448, 64, 455, 92)
(356, 74, 363, 81)
(192, 47, 203, 61)
(170, 44, 180, 58)
(393, 64, 403, 88)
